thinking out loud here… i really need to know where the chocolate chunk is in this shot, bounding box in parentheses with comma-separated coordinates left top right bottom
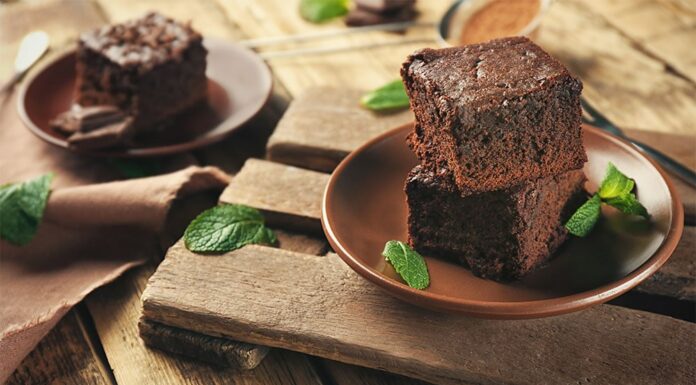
(51, 105, 126, 135)
(354, 0, 415, 13)
(67, 117, 135, 150)
(345, 5, 417, 27)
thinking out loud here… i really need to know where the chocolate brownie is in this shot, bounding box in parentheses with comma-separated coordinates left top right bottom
(406, 164, 586, 281)
(401, 37, 586, 193)
(73, 12, 207, 141)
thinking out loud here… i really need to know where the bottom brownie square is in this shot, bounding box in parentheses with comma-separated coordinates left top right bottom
(406, 166, 586, 281)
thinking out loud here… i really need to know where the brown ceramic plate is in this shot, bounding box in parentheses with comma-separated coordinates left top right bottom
(322, 123, 684, 319)
(18, 38, 272, 157)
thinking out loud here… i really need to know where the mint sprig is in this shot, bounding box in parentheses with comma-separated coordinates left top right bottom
(382, 240, 430, 290)
(565, 194, 602, 237)
(300, 0, 348, 23)
(184, 204, 277, 253)
(360, 80, 410, 112)
(565, 162, 649, 237)
(0, 173, 54, 245)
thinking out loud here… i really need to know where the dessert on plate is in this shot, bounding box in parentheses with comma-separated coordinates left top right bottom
(52, 12, 208, 150)
(401, 36, 587, 281)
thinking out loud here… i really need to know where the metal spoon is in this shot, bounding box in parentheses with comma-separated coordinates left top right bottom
(0, 31, 50, 93)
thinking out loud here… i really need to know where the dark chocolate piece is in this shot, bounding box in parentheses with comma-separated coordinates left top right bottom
(406, 163, 586, 281)
(345, 5, 417, 27)
(66, 117, 134, 150)
(51, 105, 126, 135)
(402, 36, 586, 193)
(354, 0, 415, 13)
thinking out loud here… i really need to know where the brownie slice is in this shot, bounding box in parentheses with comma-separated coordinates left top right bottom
(406, 164, 586, 281)
(401, 36, 586, 193)
(75, 12, 207, 135)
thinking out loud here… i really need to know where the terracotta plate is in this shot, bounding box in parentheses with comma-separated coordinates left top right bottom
(18, 38, 272, 157)
(322, 123, 684, 319)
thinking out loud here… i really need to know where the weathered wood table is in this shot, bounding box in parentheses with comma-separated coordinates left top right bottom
(2, 0, 694, 384)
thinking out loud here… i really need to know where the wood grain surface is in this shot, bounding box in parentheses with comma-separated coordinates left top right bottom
(220, 159, 329, 234)
(142, 244, 696, 385)
(6, 310, 114, 385)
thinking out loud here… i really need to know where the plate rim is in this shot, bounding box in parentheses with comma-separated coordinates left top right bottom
(321, 122, 684, 319)
(16, 37, 273, 158)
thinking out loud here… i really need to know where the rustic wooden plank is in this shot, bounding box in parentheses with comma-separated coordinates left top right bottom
(267, 87, 413, 172)
(86, 264, 322, 385)
(7, 310, 114, 385)
(142, 244, 696, 385)
(636, 226, 695, 301)
(0, 0, 105, 82)
(138, 228, 326, 368)
(583, 0, 696, 83)
(219, 159, 329, 234)
(538, 0, 696, 134)
(138, 319, 268, 369)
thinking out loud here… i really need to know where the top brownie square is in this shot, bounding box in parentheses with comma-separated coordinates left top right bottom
(401, 36, 586, 193)
(76, 12, 207, 131)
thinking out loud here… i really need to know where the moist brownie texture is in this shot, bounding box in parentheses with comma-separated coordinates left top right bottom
(406, 164, 586, 281)
(401, 36, 586, 193)
(76, 12, 207, 134)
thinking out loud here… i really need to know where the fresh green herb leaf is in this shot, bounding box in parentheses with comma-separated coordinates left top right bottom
(108, 158, 161, 179)
(360, 80, 410, 112)
(299, 0, 348, 23)
(382, 240, 430, 290)
(598, 162, 635, 199)
(0, 173, 53, 245)
(605, 193, 649, 219)
(184, 204, 277, 253)
(565, 194, 602, 237)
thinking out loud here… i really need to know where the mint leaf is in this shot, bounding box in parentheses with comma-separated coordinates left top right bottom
(300, 0, 348, 23)
(0, 173, 53, 245)
(382, 240, 430, 290)
(565, 194, 602, 237)
(598, 162, 635, 199)
(184, 204, 277, 253)
(360, 80, 410, 112)
(605, 193, 649, 219)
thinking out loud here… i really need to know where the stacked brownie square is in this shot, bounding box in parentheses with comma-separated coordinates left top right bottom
(401, 37, 587, 281)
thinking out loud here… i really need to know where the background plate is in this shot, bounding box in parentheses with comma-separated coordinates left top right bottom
(18, 38, 272, 157)
(322, 123, 684, 318)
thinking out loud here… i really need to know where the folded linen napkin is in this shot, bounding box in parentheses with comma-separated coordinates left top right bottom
(0, 93, 230, 382)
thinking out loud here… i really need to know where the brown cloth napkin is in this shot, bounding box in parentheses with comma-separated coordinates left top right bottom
(0, 93, 230, 382)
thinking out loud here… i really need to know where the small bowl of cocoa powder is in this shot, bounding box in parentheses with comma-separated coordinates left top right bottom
(437, 0, 551, 46)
